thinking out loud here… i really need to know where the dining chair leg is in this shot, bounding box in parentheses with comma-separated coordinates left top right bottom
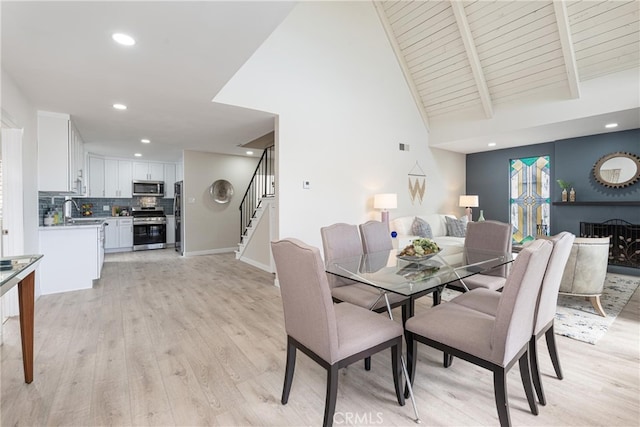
(519, 351, 539, 415)
(324, 365, 339, 427)
(364, 357, 371, 371)
(404, 332, 417, 399)
(493, 367, 511, 427)
(545, 324, 563, 380)
(391, 344, 405, 406)
(443, 353, 453, 368)
(529, 336, 546, 405)
(282, 338, 297, 404)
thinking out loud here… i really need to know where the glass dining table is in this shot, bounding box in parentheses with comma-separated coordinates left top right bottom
(1, 254, 44, 384)
(325, 246, 513, 423)
(326, 246, 513, 318)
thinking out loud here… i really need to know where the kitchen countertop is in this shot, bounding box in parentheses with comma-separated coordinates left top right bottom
(39, 218, 106, 230)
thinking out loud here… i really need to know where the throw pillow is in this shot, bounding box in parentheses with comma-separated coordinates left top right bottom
(411, 217, 433, 239)
(445, 216, 467, 237)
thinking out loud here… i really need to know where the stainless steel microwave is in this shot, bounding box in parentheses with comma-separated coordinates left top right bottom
(132, 180, 164, 197)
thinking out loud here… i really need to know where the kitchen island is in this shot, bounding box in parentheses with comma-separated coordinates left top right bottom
(38, 220, 105, 295)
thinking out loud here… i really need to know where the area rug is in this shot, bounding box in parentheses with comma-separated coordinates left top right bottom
(554, 273, 639, 345)
(438, 273, 639, 345)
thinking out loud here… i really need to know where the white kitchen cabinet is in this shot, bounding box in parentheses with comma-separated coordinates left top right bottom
(104, 217, 133, 252)
(38, 225, 103, 295)
(37, 111, 85, 193)
(166, 215, 175, 245)
(105, 159, 132, 198)
(133, 161, 164, 181)
(164, 163, 176, 198)
(88, 155, 105, 197)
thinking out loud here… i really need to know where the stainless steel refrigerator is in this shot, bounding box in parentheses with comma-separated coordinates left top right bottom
(174, 181, 184, 255)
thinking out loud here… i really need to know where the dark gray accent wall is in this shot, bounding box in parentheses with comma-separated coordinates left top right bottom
(467, 128, 639, 275)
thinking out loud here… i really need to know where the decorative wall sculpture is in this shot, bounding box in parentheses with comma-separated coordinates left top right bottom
(510, 156, 550, 244)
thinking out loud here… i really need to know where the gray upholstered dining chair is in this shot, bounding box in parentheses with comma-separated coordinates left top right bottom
(405, 239, 553, 427)
(449, 232, 575, 406)
(450, 220, 513, 292)
(359, 220, 393, 254)
(321, 223, 409, 370)
(271, 238, 405, 427)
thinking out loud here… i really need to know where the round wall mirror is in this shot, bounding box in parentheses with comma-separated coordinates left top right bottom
(210, 179, 234, 204)
(593, 152, 640, 188)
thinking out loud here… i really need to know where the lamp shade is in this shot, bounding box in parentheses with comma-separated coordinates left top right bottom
(374, 193, 397, 210)
(459, 195, 479, 207)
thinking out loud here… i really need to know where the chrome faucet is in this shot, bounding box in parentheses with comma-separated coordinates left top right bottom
(62, 199, 81, 224)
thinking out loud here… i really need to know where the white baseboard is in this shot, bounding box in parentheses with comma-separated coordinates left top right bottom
(238, 256, 273, 274)
(183, 247, 236, 257)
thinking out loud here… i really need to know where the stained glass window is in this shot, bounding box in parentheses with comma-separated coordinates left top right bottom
(510, 156, 550, 244)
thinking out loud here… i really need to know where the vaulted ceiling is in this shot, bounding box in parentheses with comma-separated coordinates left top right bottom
(375, 0, 640, 151)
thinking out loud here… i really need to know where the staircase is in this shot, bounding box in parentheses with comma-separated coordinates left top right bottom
(235, 146, 275, 272)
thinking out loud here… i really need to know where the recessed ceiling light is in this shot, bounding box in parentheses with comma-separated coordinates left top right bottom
(112, 33, 135, 46)
(141, 139, 150, 144)
(488, 142, 497, 147)
(113, 103, 127, 110)
(605, 123, 618, 129)
(134, 153, 142, 157)
(246, 151, 254, 155)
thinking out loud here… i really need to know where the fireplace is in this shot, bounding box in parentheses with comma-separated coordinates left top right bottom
(580, 219, 639, 268)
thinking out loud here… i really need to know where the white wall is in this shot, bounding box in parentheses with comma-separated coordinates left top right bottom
(1, 69, 39, 256)
(215, 1, 466, 249)
(182, 150, 259, 255)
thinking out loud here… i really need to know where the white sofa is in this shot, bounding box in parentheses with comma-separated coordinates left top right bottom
(390, 214, 465, 265)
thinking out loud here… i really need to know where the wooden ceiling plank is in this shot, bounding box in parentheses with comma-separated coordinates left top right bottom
(492, 73, 568, 101)
(467, 0, 544, 37)
(392, 2, 447, 36)
(481, 33, 562, 68)
(569, 1, 639, 33)
(427, 95, 482, 117)
(419, 78, 478, 100)
(476, 21, 557, 58)
(406, 39, 465, 71)
(493, 80, 569, 106)
(579, 54, 640, 80)
(395, 4, 453, 46)
(386, 1, 430, 26)
(568, 0, 633, 25)
(426, 90, 482, 110)
(553, 0, 580, 98)
(575, 33, 640, 59)
(484, 47, 564, 79)
(383, 1, 413, 20)
(415, 65, 475, 88)
(473, 5, 556, 48)
(402, 22, 460, 59)
(487, 57, 566, 88)
(410, 52, 469, 81)
(490, 67, 567, 98)
(576, 40, 640, 69)
(572, 14, 639, 45)
(373, 1, 431, 131)
(450, 0, 493, 118)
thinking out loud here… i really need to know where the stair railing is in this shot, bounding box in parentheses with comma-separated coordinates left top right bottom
(239, 145, 275, 239)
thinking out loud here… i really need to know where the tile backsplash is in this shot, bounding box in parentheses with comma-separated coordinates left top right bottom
(39, 195, 174, 225)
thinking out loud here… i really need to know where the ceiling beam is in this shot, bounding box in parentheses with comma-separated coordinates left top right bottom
(373, 2, 431, 133)
(450, 1, 493, 119)
(553, 0, 581, 99)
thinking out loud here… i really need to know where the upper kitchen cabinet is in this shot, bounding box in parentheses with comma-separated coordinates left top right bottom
(133, 161, 164, 181)
(87, 155, 105, 197)
(164, 163, 176, 198)
(37, 111, 85, 194)
(105, 159, 133, 198)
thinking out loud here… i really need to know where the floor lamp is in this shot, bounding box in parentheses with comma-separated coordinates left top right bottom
(374, 193, 397, 226)
(459, 195, 479, 222)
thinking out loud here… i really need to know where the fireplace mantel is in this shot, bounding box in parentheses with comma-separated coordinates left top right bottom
(552, 201, 640, 206)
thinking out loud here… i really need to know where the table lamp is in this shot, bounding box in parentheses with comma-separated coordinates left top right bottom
(374, 193, 397, 225)
(459, 195, 479, 222)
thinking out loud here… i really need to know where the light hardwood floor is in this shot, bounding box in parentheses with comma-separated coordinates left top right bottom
(2, 249, 639, 426)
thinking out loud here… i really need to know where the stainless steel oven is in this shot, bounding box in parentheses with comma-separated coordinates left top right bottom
(131, 207, 166, 251)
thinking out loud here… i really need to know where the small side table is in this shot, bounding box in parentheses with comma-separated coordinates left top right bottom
(1, 254, 43, 383)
